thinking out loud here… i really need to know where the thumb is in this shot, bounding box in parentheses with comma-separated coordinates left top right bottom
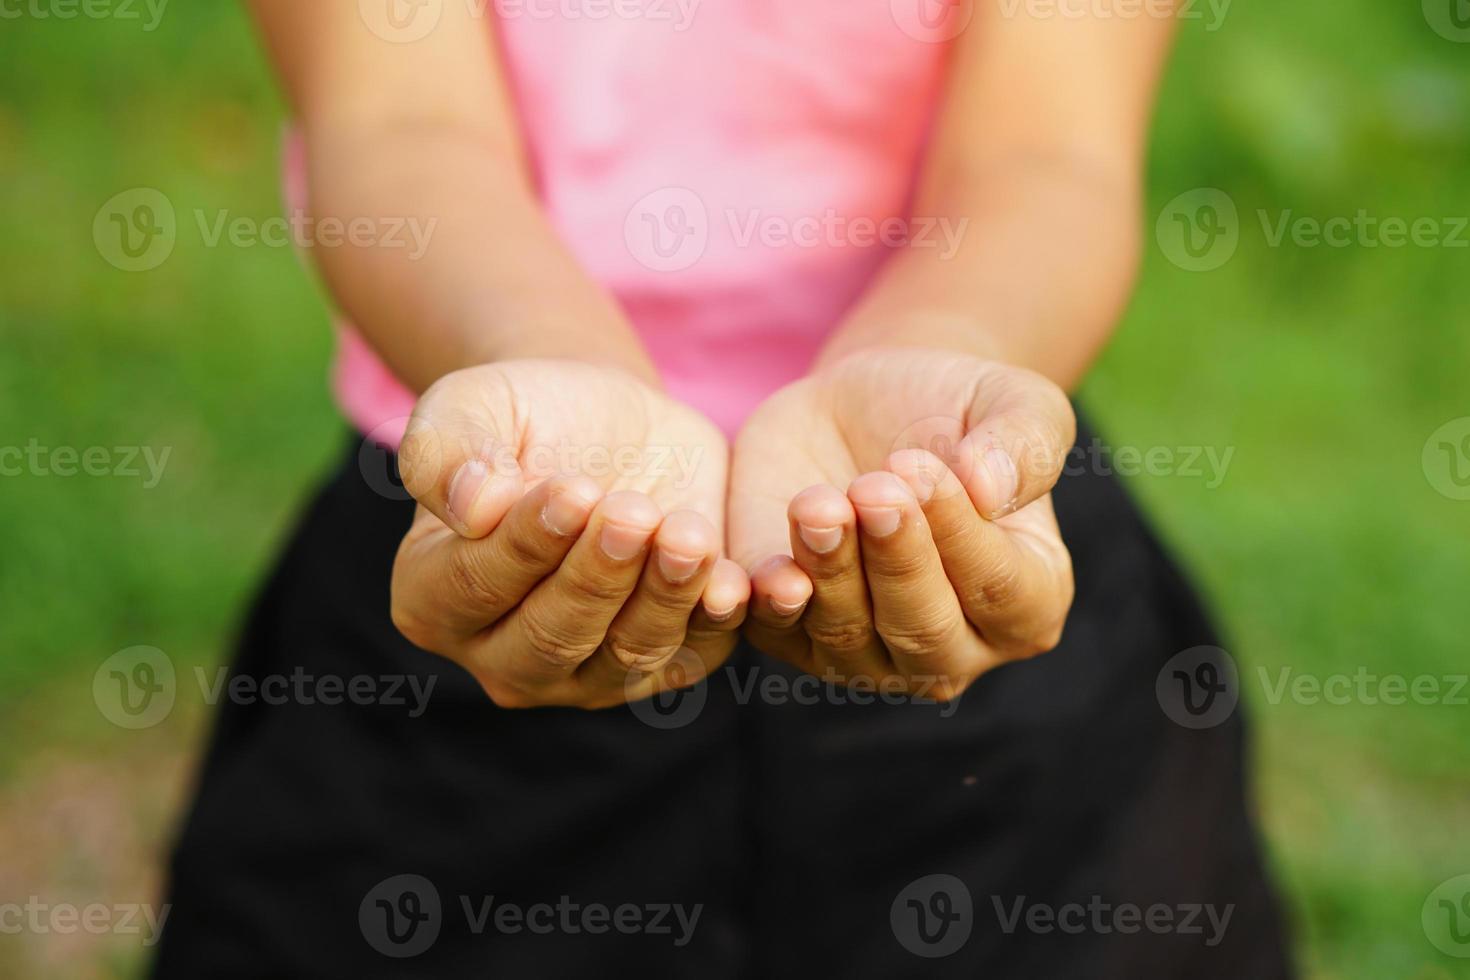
(398, 366, 525, 538)
(956, 365, 1076, 519)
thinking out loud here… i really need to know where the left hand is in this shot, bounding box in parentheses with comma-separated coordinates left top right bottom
(727, 347, 1077, 700)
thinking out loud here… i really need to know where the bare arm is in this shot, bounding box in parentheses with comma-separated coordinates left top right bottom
(247, 0, 657, 392)
(819, 1, 1180, 389)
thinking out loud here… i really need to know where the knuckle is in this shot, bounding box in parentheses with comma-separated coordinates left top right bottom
(500, 524, 554, 574)
(447, 549, 510, 613)
(961, 564, 1025, 617)
(640, 583, 701, 618)
(806, 619, 875, 657)
(395, 419, 435, 490)
(865, 548, 934, 583)
(604, 635, 682, 670)
(518, 605, 596, 669)
(878, 614, 961, 659)
(561, 562, 636, 606)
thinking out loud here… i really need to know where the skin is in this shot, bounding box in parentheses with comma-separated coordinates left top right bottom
(248, 0, 1179, 708)
(728, 348, 1077, 699)
(389, 360, 747, 707)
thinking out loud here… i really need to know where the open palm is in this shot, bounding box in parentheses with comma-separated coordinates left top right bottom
(728, 347, 1077, 696)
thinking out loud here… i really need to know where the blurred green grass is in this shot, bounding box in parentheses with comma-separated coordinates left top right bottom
(1, 3, 1467, 977)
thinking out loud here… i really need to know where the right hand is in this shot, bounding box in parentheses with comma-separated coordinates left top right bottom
(389, 360, 748, 709)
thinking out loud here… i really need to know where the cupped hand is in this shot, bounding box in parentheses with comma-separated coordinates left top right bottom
(727, 347, 1076, 700)
(389, 359, 748, 709)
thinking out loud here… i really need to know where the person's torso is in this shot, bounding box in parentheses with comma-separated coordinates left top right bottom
(320, 1, 951, 441)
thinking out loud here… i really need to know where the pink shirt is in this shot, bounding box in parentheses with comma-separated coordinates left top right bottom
(296, 1, 950, 445)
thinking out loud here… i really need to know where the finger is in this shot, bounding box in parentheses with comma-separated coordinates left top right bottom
(888, 449, 1072, 658)
(742, 555, 813, 669)
(956, 366, 1076, 519)
(397, 368, 524, 538)
(563, 569, 746, 709)
(690, 559, 751, 634)
(848, 471, 990, 696)
(579, 510, 721, 690)
(787, 485, 888, 681)
(391, 475, 605, 646)
(475, 491, 661, 700)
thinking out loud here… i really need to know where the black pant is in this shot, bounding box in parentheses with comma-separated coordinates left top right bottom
(154, 421, 1292, 978)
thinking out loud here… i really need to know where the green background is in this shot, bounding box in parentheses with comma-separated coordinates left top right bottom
(1, 2, 1467, 976)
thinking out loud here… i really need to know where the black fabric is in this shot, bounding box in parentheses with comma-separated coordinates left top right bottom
(153, 420, 1293, 978)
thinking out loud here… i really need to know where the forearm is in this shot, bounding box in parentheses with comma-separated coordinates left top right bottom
(304, 122, 658, 392)
(818, 152, 1141, 390)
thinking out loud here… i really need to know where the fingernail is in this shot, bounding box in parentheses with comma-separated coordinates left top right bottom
(889, 450, 939, 503)
(769, 598, 807, 616)
(600, 522, 652, 561)
(980, 448, 1019, 515)
(902, 471, 937, 503)
(541, 487, 597, 537)
(797, 523, 843, 554)
(658, 550, 704, 584)
(854, 505, 902, 538)
(705, 604, 738, 623)
(447, 459, 490, 529)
